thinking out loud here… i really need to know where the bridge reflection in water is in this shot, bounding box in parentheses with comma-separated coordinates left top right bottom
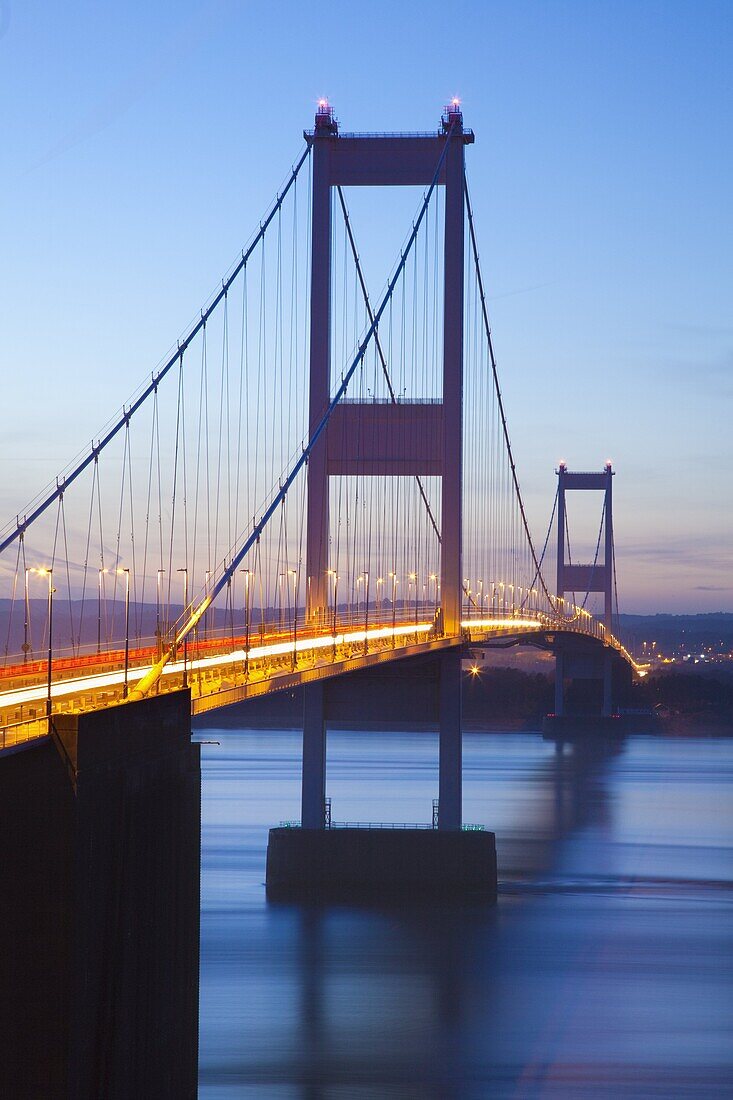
(5, 680, 729, 1098)
(197, 718, 733, 1099)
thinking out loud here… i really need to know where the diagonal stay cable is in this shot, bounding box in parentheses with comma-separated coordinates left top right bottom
(464, 175, 557, 612)
(130, 124, 457, 699)
(0, 145, 312, 556)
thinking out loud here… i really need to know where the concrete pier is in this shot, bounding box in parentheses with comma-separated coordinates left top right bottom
(266, 826, 497, 903)
(438, 649, 462, 830)
(542, 713, 624, 739)
(301, 681, 327, 829)
(0, 691, 200, 1098)
(266, 652, 497, 904)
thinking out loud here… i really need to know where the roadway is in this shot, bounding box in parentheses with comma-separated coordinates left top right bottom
(0, 607, 635, 751)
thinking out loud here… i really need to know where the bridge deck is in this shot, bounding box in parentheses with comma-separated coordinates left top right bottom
(0, 609, 635, 752)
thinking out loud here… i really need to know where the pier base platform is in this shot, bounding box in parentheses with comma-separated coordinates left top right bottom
(542, 713, 627, 739)
(266, 826, 497, 903)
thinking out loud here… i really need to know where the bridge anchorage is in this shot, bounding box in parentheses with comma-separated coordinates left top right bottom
(1, 100, 642, 908)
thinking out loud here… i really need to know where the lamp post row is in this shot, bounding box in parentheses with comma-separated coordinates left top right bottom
(22, 563, 446, 731)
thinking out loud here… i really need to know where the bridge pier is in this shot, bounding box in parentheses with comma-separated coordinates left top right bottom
(546, 644, 626, 738)
(438, 649, 462, 830)
(266, 653, 496, 903)
(301, 681, 327, 829)
(554, 651, 566, 717)
(603, 651, 614, 717)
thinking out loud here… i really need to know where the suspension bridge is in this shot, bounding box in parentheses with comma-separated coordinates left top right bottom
(0, 103, 639, 826)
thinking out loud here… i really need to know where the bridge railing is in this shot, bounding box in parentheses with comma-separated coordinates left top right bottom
(0, 714, 50, 753)
(0, 590, 639, 748)
(461, 604, 638, 668)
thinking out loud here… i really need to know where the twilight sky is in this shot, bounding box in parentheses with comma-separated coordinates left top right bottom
(0, 0, 730, 613)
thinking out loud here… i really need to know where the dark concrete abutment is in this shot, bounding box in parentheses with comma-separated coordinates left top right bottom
(0, 691, 200, 1098)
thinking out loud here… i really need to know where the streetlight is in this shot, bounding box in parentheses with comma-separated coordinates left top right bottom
(389, 571, 397, 642)
(240, 569, 252, 677)
(204, 570, 212, 639)
(278, 573, 286, 633)
(118, 568, 130, 698)
(226, 567, 235, 642)
(289, 569, 297, 667)
(177, 568, 188, 689)
(155, 572, 165, 655)
(326, 569, 337, 620)
(360, 571, 369, 654)
(97, 567, 108, 655)
(408, 572, 417, 628)
(33, 569, 54, 732)
(23, 566, 32, 664)
(327, 570, 338, 660)
(376, 576, 384, 617)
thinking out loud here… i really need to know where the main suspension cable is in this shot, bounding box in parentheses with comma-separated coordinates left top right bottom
(464, 176, 556, 610)
(0, 145, 312, 556)
(129, 123, 457, 699)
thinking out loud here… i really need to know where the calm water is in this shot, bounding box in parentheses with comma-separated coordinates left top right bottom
(195, 727, 733, 1098)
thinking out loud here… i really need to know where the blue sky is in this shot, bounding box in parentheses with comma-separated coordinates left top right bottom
(1, 0, 731, 612)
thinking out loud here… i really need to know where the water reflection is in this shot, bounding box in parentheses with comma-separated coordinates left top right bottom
(198, 727, 733, 1097)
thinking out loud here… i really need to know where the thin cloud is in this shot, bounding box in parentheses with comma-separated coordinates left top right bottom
(486, 280, 555, 302)
(24, 0, 225, 174)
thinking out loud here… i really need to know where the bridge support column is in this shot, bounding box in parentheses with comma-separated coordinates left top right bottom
(440, 120, 465, 637)
(266, 651, 496, 902)
(438, 649, 462, 830)
(554, 652, 565, 717)
(305, 117, 333, 623)
(301, 682, 327, 828)
(602, 652, 613, 717)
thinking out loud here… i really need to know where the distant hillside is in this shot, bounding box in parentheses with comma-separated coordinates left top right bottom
(618, 613, 733, 655)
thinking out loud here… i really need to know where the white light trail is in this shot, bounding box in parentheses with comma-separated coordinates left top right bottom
(462, 618, 542, 630)
(0, 621, 435, 710)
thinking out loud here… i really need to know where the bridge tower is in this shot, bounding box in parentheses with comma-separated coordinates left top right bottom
(305, 99, 472, 637)
(300, 102, 474, 832)
(555, 462, 615, 717)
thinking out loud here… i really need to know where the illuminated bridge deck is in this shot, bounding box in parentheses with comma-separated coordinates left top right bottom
(0, 609, 636, 752)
